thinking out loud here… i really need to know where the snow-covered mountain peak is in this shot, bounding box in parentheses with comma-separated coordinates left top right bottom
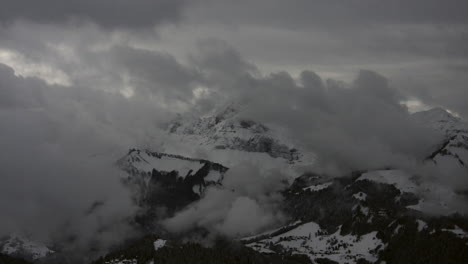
(417, 107, 458, 121)
(212, 101, 243, 122)
(412, 107, 466, 135)
(166, 103, 314, 166)
(412, 108, 468, 169)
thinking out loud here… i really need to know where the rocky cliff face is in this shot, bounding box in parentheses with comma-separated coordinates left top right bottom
(166, 103, 308, 163)
(116, 148, 228, 230)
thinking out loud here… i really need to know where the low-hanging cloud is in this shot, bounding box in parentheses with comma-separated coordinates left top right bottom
(185, 41, 442, 175)
(163, 163, 288, 238)
(0, 63, 177, 260)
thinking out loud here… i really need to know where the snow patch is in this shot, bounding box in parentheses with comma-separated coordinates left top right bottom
(153, 239, 166, 251)
(246, 222, 384, 264)
(353, 192, 367, 201)
(416, 220, 427, 232)
(303, 182, 333, 192)
(192, 184, 203, 196)
(357, 170, 417, 193)
(393, 225, 403, 236)
(441, 226, 468, 239)
(205, 170, 223, 183)
(128, 151, 205, 178)
(105, 259, 137, 264)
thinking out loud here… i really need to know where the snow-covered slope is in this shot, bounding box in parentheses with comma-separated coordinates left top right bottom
(117, 149, 228, 221)
(118, 149, 207, 179)
(243, 169, 468, 263)
(167, 103, 298, 159)
(412, 108, 468, 168)
(412, 107, 467, 134)
(357, 170, 462, 216)
(164, 103, 316, 180)
(0, 234, 53, 261)
(246, 221, 384, 264)
(117, 149, 226, 189)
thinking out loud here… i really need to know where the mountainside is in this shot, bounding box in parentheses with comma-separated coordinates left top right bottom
(91, 167, 468, 264)
(117, 148, 228, 200)
(244, 170, 468, 264)
(3, 107, 467, 264)
(235, 109, 468, 263)
(0, 253, 32, 264)
(412, 108, 468, 169)
(117, 148, 228, 230)
(167, 103, 300, 161)
(164, 103, 316, 180)
(91, 235, 311, 264)
(106, 107, 467, 264)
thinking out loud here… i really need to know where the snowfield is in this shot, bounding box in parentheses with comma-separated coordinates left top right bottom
(246, 221, 384, 264)
(357, 169, 462, 215)
(153, 239, 166, 251)
(357, 170, 417, 193)
(120, 149, 205, 178)
(303, 182, 333, 192)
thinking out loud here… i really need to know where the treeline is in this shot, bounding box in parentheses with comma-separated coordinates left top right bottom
(0, 253, 31, 264)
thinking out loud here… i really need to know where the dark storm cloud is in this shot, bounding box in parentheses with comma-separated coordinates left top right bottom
(0, 0, 186, 28)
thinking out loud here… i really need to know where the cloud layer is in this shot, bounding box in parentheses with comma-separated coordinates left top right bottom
(163, 163, 288, 238)
(0, 0, 186, 28)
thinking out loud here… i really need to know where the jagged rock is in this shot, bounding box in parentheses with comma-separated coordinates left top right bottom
(166, 103, 309, 163)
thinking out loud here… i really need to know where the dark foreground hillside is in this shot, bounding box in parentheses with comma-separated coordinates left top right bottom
(92, 235, 311, 264)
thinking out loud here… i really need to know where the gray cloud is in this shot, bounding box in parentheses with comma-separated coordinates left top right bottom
(191, 0, 468, 28)
(107, 45, 202, 103)
(179, 0, 468, 118)
(163, 163, 288, 237)
(0, 0, 186, 28)
(0, 64, 45, 108)
(0, 63, 176, 260)
(1, 1, 467, 117)
(181, 41, 440, 174)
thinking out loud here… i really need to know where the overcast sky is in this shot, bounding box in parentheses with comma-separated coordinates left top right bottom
(0, 0, 467, 117)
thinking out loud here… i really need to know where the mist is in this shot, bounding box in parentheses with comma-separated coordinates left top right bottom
(0, 63, 174, 258)
(163, 162, 288, 238)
